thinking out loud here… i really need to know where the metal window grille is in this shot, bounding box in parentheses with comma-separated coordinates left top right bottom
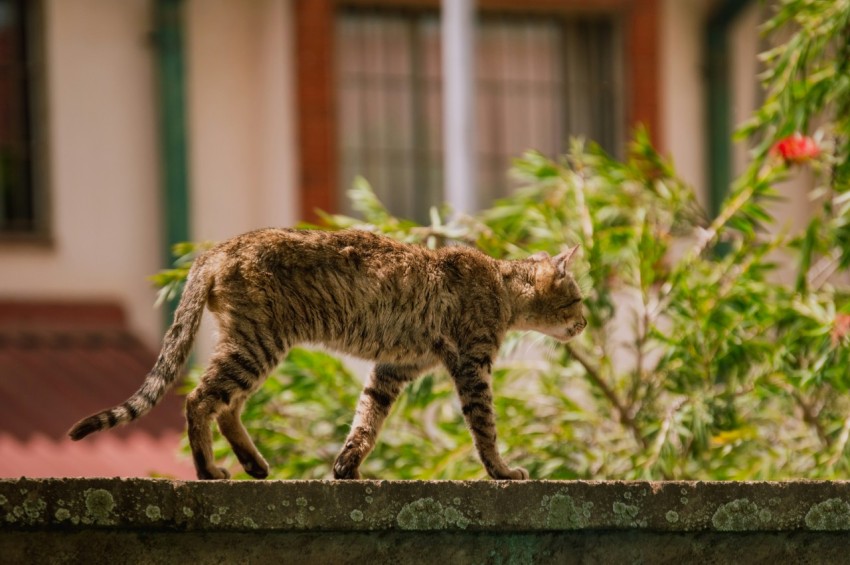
(337, 7, 622, 222)
(0, 0, 38, 235)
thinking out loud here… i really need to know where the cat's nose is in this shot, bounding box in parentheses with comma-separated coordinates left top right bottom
(574, 317, 587, 334)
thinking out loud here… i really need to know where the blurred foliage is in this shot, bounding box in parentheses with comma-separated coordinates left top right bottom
(163, 1, 850, 480)
(149, 241, 214, 307)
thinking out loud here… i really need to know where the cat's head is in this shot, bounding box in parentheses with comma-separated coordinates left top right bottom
(515, 246, 586, 342)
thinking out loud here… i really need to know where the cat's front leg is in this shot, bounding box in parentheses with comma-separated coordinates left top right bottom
(334, 363, 421, 479)
(448, 354, 529, 480)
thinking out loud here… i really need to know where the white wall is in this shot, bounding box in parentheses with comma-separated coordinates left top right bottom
(660, 0, 710, 208)
(728, 1, 761, 180)
(0, 0, 299, 355)
(186, 0, 298, 243)
(0, 0, 163, 348)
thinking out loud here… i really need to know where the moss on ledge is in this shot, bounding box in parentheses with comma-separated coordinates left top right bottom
(3, 478, 850, 562)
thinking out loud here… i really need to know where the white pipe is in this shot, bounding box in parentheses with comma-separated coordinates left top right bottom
(441, 0, 477, 215)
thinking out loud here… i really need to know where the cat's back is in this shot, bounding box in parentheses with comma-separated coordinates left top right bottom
(201, 228, 509, 360)
(267, 228, 422, 271)
(209, 228, 429, 280)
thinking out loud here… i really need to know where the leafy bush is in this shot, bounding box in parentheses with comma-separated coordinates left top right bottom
(161, 1, 850, 480)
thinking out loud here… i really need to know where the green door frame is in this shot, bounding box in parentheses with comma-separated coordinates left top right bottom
(705, 0, 754, 217)
(153, 0, 191, 327)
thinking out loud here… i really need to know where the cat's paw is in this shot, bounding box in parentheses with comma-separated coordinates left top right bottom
(333, 468, 361, 480)
(242, 458, 270, 479)
(197, 466, 231, 480)
(233, 449, 270, 478)
(333, 460, 362, 480)
(333, 441, 364, 479)
(508, 466, 530, 480)
(493, 466, 529, 480)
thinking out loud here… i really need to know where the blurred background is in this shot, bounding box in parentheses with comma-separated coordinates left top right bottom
(0, 0, 804, 479)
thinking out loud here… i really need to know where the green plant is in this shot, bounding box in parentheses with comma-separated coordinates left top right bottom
(163, 0, 850, 480)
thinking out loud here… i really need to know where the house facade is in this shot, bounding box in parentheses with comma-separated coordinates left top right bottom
(0, 0, 780, 477)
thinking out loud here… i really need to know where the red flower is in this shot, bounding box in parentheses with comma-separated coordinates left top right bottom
(770, 133, 821, 165)
(832, 313, 850, 348)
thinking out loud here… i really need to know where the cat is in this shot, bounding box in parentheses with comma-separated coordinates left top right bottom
(69, 228, 586, 480)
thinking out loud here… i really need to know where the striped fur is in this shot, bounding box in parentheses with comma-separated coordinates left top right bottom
(68, 255, 213, 441)
(68, 228, 586, 480)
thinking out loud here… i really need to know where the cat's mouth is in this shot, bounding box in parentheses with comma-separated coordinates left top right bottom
(543, 321, 586, 342)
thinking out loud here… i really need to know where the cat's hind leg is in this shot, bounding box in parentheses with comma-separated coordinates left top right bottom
(217, 395, 269, 479)
(334, 363, 421, 479)
(186, 350, 266, 480)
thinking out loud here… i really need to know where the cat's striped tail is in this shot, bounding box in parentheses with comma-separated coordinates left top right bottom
(68, 258, 213, 441)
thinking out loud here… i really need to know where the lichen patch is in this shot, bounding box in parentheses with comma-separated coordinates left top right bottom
(145, 505, 162, 521)
(84, 489, 116, 525)
(613, 501, 645, 528)
(665, 510, 679, 524)
(396, 498, 471, 531)
(397, 498, 446, 530)
(23, 498, 46, 522)
(805, 498, 850, 531)
(712, 499, 771, 531)
(544, 494, 592, 529)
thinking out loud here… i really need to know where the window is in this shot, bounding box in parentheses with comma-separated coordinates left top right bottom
(0, 0, 44, 237)
(336, 7, 623, 222)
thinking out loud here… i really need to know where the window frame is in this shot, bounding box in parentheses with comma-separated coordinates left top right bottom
(0, 0, 50, 243)
(295, 0, 660, 222)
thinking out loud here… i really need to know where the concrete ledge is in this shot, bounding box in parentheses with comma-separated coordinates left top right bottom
(4, 478, 850, 562)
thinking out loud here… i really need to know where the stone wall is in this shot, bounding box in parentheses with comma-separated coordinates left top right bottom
(3, 478, 850, 563)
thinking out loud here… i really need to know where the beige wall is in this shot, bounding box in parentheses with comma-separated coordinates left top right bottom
(0, 0, 163, 348)
(728, 1, 761, 180)
(186, 0, 298, 243)
(0, 0, 299, 353)
(660, 0, 710, 208)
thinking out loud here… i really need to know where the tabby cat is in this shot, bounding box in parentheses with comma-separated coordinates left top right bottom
(69, 228, 586, 480)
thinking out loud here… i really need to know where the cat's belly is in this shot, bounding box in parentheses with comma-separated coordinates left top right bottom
(324, 335, 439, 367)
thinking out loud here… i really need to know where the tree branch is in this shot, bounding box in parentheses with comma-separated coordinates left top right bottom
(827, 414, 850, 468)
(643, 397, 687, 473)
(776, 380, 829, 448)
(566, 343, 645, 447)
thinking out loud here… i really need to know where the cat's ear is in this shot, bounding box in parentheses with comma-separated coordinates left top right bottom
(529, 251, 550, 262)
(553, 245, 580, 276)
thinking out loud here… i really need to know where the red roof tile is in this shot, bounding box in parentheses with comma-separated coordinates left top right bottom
(0, 301, 195, 479)
(0, 432, 194, 479)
